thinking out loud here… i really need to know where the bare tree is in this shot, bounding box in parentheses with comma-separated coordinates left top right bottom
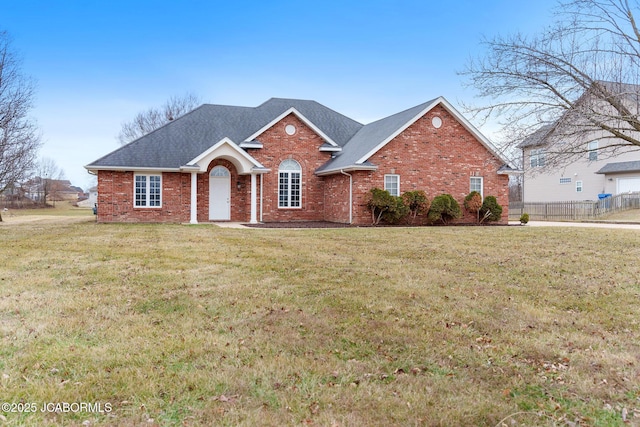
(117, 93, 201, 145)
(461, 0, 640, 168)
(36, 157, 64, 206)
(0, 31, 41, 221)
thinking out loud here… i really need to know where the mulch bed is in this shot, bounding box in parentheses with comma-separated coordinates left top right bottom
(244, 221, 353, 228)
(243, 221, 513, 228)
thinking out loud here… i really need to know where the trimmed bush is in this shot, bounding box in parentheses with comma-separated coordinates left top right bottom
(427, 194, 462, 225)
(480, 196, 503, 222)
(401, 190, 430, 224)
(463, 191, 483, 222)
(366, 188, 409, 225)
(520, 213, 530, 225)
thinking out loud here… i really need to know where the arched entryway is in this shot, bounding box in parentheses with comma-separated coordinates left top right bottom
(209, 165, 231, 220)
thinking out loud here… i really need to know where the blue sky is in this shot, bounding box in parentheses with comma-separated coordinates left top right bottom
(3, 0, 558, 190)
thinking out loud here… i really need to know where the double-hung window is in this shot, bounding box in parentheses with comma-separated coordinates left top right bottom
(470, 176, 483, 198)
(279, 159, 301, 208)
(530, 149, 546, 168)
(384, 174, 400, 196)
(134, 174, 162, 207)
(588, 141, 598, 161)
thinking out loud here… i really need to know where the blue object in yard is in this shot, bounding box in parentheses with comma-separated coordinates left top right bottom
(92, 204, 97, 215)
(598, 193, 612, 199)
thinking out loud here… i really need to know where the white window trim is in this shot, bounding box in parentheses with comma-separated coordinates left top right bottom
(278, 160, 302, 209)
(134, 173, 162, 208)
(384, 174, 400, 197)
(588, 141, 598, 161)
(576, 180, 583, 193)
(530, 149, 546, 168)
(470, 176, 484, 198)
(559, 177, 572, 184)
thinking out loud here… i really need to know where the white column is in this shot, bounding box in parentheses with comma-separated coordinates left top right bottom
(190, 172, 198, 224)
(250, 173, 258, 224)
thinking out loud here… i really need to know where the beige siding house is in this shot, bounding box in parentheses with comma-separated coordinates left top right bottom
(520, 82, 640, 202)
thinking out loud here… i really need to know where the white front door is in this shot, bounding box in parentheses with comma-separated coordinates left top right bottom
(209, 166, 231, 220)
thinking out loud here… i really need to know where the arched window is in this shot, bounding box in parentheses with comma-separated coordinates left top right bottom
(210, 165, 230, 177)
(278, 159, 301, 208)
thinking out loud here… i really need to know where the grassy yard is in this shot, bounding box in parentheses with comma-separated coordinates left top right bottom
(0, 216, 639, 426)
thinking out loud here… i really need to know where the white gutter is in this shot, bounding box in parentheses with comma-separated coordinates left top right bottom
(340, 169, 353, 224)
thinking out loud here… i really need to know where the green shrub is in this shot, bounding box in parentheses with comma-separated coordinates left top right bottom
(427, 194, 462, 225)
(463, 191, 483, 222)
(479, 196, 503, 222)
(366, 188, 409, 225)
(401, 190, 430, 224)
(520, 213, 530, 225)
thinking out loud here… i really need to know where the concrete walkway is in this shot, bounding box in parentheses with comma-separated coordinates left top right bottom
(210, 222, 249, 228)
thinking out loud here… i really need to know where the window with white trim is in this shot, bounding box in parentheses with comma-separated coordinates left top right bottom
(278, 159, 301, 208)
(384, 174, 400, 196)
(134, 174, 162, 207)
(576, 180, 583, 193)
(530, 149, 546, 168)
(559, 177, 572, 184)
(470, 176, 483, 198)
(588, 141, 598, 161)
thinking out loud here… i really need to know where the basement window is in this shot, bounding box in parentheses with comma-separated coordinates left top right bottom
(134, 174, 162, 207)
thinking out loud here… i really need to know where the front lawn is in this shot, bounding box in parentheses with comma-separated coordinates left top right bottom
(0, 219, 638, 426)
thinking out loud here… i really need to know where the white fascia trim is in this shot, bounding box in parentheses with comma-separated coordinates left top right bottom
(354, 96, 512, 168)
(84, 165, 180, 173)
(319, 145, 342, 152)
(315, 164, 378, 176)
(186, 137, 265, 171)
(239, 141, 263, 149)
(243, 107, 340, 147)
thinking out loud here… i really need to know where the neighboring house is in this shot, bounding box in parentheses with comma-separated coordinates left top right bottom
(520, 82, 640, 202)
(85, 97, 515, 225)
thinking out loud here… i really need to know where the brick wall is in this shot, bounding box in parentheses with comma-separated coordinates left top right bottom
(350, 105, 509, 225)
(248, 113, 334, 222)
(96, 170, 190, 223)
(323, 173, 351, 223)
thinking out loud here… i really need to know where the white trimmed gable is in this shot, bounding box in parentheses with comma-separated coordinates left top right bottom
(244, 107, 342, 150)
(187, 138, 266, 174)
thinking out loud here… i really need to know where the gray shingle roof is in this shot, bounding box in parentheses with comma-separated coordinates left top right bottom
(86, 98, 363, 170)
(596, 160, 640, 174)
(86, 96, 512, 174)
(518, 124, 555, 149)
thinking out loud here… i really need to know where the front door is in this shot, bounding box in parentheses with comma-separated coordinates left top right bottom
(209, 166, 231, 220)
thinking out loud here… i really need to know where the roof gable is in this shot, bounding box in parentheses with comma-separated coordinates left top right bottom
(317, 97, 510, 174)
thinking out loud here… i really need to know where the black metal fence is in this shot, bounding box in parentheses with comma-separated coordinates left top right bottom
(509, 192, 640, 221)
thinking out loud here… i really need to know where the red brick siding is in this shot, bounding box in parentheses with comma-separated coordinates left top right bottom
(323, 174, 351, 223)
(249, 113, 333, 222)
(350, 105, 509, 224)
(96, 170, 190, 223)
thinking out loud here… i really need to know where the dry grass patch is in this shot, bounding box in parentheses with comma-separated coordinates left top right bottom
(0, 219, 639, 426)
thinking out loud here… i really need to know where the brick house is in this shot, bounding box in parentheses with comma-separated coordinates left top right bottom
(85, 97, 516, 224)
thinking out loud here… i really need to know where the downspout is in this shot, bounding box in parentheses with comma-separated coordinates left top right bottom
(260, 173, 263, 222)
(340, 170, 353, 224)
